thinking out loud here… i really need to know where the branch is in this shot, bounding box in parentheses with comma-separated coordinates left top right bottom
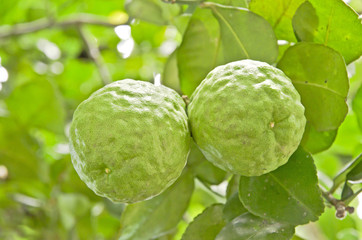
(77, 26, 112, 86)
(0, 13, 126, 39)
(321, 190, 355, 219)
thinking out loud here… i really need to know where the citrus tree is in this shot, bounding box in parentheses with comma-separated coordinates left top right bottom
(0, 0, 362, 239)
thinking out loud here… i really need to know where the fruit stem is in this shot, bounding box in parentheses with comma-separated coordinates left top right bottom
(182, 95, 190, 106)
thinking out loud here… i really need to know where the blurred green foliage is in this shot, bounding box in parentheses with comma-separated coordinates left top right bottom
(0, 0, 362, 239)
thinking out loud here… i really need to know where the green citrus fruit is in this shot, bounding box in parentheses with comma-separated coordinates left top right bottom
(188, 60, 306, 176)
(69, 79, 190, 203)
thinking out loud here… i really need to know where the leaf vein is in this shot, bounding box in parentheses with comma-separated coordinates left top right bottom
(293, 81, 345, 98)
(211, 6, 250, 58)
(268, 173, 317, 218)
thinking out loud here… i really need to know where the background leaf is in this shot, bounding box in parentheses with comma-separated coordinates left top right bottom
(239, 147, 325, 225)
(125, 0, 181, 25)
(0, 117, 39, 180)
(278, 42, 349, 131)
(5, 77, 66, 134)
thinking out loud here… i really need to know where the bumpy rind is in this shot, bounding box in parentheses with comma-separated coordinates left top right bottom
(69, 79, 190, 203)
(188, 60, 306, 176)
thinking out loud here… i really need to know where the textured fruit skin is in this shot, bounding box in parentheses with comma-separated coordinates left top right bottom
(188, 60, 306, 176)
(69, 79, 190, 203)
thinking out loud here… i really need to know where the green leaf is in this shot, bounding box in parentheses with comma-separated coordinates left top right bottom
(291, 1, 319, 42)
(125, 0, 181, 25)
(188, 140, 227, 185)
(341, 182, 354, 200)
(162, 50, 181, 94)
(119, 170, 194, 240)
(182, 204, 226, 240)
(277, 42, 348, 131)
(177, 7, 221, 96)
(292, 0, 362, 64)
(209, 3, 278, 64)
(346, 156, 362, 183)
(222, 193, 247, 221)
(239, 147, 324, 225)
(178, 3, 278, 96)
(330, 154, 362, 192)
(291, 236, 306, 240)
(5, 78, 66, 134)
(353, 84, 362, 132)
(226, 175, 240, 199)
(301, 122, 338, 154)
(249, 0, 306, 42)
(210, 0, 248, 8)
(215, 213, 295, 240)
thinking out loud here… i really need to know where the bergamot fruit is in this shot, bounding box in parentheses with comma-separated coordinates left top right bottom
(188, 60, 306, 176)
(69, 79, 190, 203)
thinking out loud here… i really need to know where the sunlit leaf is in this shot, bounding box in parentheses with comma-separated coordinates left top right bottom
(162, 50, 181, 93)
(278, 42, 348, 131)
(177, 7, 221, 96)
(178, 3, 278, 96)
(249, 0, 305, 42)
(292, 0, 362, 64)
(210, 3, 278, 64)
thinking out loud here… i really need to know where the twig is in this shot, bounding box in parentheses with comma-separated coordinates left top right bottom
(0, 13, 125, 39)
(77, 26, 112, 85)
(321, 190, 355, 219)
